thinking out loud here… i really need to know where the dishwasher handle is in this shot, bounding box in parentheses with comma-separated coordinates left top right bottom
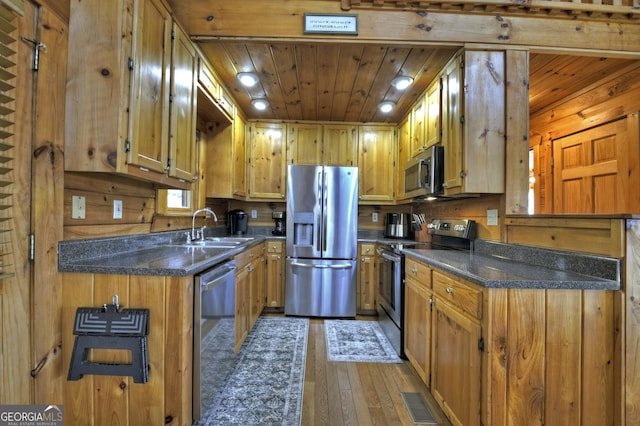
(200, 261, 237, 292)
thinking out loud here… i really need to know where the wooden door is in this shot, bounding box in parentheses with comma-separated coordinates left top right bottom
(5, 1, 66, 404)
(248, 122, 286, 199)
(323, 124, 357, 166)
(396, 116, 411, 200)
(168, 22, 198, 182)
(404, 278, 432, 386)
(287, 123, 322, 165)
(266, 241, 284, 308)
(249, 252, 265, 329)
(233, 113, 247, 197)
(441, 54, 463, 192)
(358, 125, 395, 202)
(127, 0, 172, 174)
(357, 245, 376, 313)
(425, 79, 441, 148)
(410, 95, 426, 157)
(235, 265, 250, 352)
(431, 299, 482, 426)
(553, 118, 632, 214)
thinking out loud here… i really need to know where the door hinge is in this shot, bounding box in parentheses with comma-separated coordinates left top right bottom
(460, 115, 465, 125)
(166, 158, 171, 172)
(29, 234, 35, 261)
(124, 140, 131, 153)
(128, 57, 134, 71)
(21, 37, 47, 71)
(478, 336, 485, 352)
(171, 29, 175, 40)
(429, 297, 434, 311)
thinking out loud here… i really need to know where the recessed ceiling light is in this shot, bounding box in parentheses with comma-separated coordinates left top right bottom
(237, 72, 259, 87)
(378, 101, 395, 113)
(252, 99, 269, 110)
(391, 76, 413, 90)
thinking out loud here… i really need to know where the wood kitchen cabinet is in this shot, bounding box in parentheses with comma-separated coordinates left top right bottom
(248, 122, 287, 200)
(358, 125, 396, 203)
(65, 0, 197, 189)
(431, 269, 482, 426)
(404, 257, 432, 386)
(287, 123, 358, 166)
(61, 272, 194, 425)
(410, 96, 426, 158)
(249, 245, 265, 329)
(441, 49, 506, 196)
(357, 243, 377, 314)
(287, 123, 323, 165)
(204, 107, 247, 199)
(235, 243, 265, 350)
(396, 116, 411, 200)
(265, 240, 285, 310)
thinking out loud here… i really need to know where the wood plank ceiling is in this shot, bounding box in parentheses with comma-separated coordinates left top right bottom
(197, 40, 639, 124)
(199, 41, 458, 123)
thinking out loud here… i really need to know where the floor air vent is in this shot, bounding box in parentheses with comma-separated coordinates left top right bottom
(401, 392, 437, 424)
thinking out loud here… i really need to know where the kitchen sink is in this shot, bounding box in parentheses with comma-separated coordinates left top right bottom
(177, 236, 255, 248)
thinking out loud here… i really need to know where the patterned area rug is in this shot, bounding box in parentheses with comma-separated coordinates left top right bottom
(197, 317, 309, 426)
(324, 319, 402, 363)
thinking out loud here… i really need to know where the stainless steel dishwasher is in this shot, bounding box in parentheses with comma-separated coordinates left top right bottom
(193, 259, 237, 421)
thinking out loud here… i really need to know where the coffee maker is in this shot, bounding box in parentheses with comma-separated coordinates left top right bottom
(228, 209, 248, 235)
(272, 211, 285, 236)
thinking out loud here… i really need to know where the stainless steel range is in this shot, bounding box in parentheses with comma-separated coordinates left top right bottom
(376, 218, 476, 359)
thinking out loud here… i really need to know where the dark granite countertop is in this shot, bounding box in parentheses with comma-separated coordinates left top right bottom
(58, 233, 266, 276)
(58, 229, 621, 290)
(403, 247, 620, 290)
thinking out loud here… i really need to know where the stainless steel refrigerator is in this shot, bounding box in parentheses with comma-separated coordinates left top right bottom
(285, 165, 358, 317)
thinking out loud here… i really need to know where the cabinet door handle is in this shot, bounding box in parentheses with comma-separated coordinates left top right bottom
(446, 287, 454, 294)
(412, 267, 418, 274)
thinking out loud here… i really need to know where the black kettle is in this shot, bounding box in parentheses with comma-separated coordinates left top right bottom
(228, 209, 248, 235)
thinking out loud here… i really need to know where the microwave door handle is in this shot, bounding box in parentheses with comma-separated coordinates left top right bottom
(424, 159, 431, 186)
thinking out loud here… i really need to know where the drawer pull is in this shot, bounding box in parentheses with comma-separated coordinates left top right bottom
(446, 287, 454, 294)
(412, 267, 418, 274)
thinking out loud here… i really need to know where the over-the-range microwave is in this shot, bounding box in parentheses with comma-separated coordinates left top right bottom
(404, 145, 444, 198)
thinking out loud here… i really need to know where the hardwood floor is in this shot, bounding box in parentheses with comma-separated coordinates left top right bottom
(301, 318, 451, 426)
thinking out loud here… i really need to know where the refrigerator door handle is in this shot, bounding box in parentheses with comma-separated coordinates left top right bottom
(290, 261, 329, 269)
(316, 170, 323, 253)
(322, 170, 328, 252)
(327, 263, 354, 270)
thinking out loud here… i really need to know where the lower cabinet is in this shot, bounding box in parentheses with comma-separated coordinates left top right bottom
(403, 257, 432, 385)
(61, 272, 194, 425)
(234, 243, 265, 352)
(265, 240, 285, 310)
(431, 292, 482, 426)
(357, 243, 377, 314)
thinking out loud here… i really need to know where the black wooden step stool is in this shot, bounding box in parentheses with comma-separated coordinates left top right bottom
(67, 300, 150, 383)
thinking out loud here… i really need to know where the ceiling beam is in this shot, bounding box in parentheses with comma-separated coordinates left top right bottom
(169, 0, 640, 54)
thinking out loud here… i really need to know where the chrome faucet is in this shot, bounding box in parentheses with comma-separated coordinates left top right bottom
(189, 208, 218, 242)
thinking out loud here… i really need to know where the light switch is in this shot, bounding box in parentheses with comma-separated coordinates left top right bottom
(72, 195, 85, 219)
(487, 209, 498, 226)
(113, 200, 123, 219)
(251, 209, 257, 219)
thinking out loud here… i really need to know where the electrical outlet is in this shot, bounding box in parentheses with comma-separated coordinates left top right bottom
(72, 195, 85, 219)
(251, 209, 257, 219)
(372, 212, 379, 223)
(487, 209, 498, 226)
(113, 200, 123, 219)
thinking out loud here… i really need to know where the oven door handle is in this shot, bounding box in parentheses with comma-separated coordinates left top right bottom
(378, 250, 402, 263)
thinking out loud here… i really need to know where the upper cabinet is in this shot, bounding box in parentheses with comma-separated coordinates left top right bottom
(287, 123, 357, 166)
(358, 125, 396, 203)
(441, 49, 506, 196)
(409, 79, 441, 159)
(168, 23, 199, 183)
(65, 0, 196, 189)
(248, 122, 287, 200)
